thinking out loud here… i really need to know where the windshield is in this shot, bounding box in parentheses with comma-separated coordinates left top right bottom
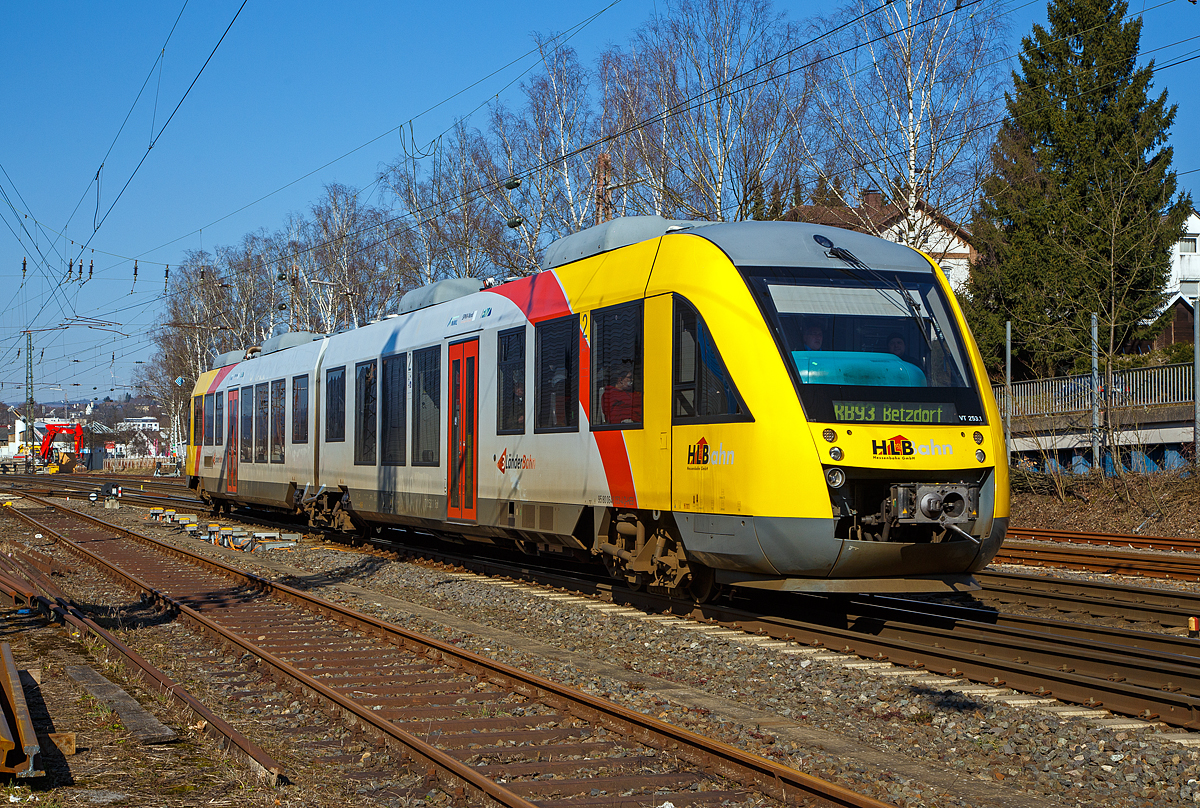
(744, 265, 986, 425)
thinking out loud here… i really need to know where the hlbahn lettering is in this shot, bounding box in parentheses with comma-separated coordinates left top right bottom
(871, 435, 954, 458)
(686, 437, 735, 468)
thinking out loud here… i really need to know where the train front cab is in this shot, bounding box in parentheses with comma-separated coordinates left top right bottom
(636, 223, 1007, 594)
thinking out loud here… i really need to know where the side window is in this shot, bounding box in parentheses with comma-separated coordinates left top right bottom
(292, 375, 309, 443)
(381, 353, 406, 466)
(497, 327, 525, 434)
(240, 387, 253, 461)
(255, 383, 269, 462)
(355, 360, 378, 465)
(203, 394, 215, 446)
(412, 346, 440, 465)
(674, 297, 747, 422)
(214, 393, 224, 446)
(535, 315, 579, 432)
(270, 379, 286, 463)
(192, 396, 203, 446)
(326, 366, 346, 442)
(591, 301, 643, 428)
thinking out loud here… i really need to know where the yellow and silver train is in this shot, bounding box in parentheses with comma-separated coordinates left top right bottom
(187, 216, 1008, 597)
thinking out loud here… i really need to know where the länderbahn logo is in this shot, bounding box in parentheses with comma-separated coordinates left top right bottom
(497, 449, 536, 473)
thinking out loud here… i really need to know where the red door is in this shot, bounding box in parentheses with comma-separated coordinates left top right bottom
(225, 389, 238, 494)
(447, 339, 479, 521)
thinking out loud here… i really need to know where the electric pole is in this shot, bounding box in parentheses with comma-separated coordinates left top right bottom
(594, 152, 614, 225)
(24, 331, 33, 474)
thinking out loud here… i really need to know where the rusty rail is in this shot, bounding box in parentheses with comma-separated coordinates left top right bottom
(995, 540, 1200, 582)
(0, 643, 40, 777)
(1007, 525, 1200, 553)
(0, 508, 286, 786)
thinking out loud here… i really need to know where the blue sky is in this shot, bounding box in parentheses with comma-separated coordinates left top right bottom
(1, 0, 1197, 401)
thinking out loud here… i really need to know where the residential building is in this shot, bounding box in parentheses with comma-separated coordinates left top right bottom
(784, 190, 975, 290)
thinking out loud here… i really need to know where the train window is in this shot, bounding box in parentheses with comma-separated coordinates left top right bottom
(192, 396, 203, 446)
(255, 383, 269, 462)
(673, 297, 748, 423)
(240, 387, 253, 462)
(354, 360, 378, 466)
(591, 301, 643, 429)
(326, 367, 346, 442)
(270, 379, 286, 464)
(214, 393, 224, 446)
(292, 375, 309, 443)
(412, 346, 440, 466)
(381, 353, 406, 465)
(535, 315, 579, 432)
(497, 328, 525, 434)
(203, 394, 215, 446)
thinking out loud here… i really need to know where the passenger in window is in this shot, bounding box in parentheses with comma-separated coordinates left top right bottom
(513, 380, 525, 429)
(886, 333, 918, 366)
(602, 369, 642, 424)
(802, 324, 824, 351)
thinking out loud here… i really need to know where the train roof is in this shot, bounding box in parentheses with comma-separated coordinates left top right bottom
(540, 215, 934, 275)
(690, 220, 935, 274)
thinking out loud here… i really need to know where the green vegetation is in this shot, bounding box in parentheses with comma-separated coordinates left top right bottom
(965, 0, 1191, 380)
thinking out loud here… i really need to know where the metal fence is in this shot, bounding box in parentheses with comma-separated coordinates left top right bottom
(992, 362, 1195, 417)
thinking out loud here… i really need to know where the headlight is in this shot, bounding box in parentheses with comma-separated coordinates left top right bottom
(976, 449, 986, 463)
(829, 446, 843, 461)
(823, 428, 837, 443)
(973, 431, 984, 445)
(826, 468, 846, 488)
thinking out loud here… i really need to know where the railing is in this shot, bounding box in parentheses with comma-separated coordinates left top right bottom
(992, 362, 1195, 417)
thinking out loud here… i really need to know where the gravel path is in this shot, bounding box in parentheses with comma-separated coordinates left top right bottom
(18, 498, 1200, 808)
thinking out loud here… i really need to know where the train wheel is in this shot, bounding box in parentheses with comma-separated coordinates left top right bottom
(687, 564, 717, 603)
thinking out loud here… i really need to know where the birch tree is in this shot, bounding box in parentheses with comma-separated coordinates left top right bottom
(802, 0, 1005, 244)
(606, 0, 810, 221)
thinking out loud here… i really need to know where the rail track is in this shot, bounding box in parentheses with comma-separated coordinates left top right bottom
(12, 482, 1200, 733)
(1007, 525, 1200, 553)
(993, 540, 1200, 581)
(3, 492, 888, 808)
(975, 570, 1200, 627)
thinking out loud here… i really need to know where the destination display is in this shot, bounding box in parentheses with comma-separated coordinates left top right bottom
(832, 400, 958, 424)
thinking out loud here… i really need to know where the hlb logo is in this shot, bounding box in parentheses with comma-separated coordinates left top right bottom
(686, 437, 734, 468)
(871, 435, 954, 458)
(873, 435, 914, 456)
(497, 448, 536, 473)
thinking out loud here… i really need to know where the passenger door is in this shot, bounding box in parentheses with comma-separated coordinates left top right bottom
(225, 389, 238, 494)
(447, 339, 479, 521)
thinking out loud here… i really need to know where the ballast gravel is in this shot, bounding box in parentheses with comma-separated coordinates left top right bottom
(33, 498, 1200, 808)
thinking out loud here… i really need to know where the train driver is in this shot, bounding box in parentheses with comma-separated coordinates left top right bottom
(886, 333, 918, 366)
(802, 324, 824, 351)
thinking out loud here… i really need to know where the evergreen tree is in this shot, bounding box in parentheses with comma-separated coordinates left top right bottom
(965, 0, 1190, 379)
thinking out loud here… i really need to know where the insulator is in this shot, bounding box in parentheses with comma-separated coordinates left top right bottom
(133, 260, 138, 278)
(21, 258, 26, 279)
(89, 260, 93, 279)
(69, 259, 74, 277)
(164, 265, 170, 291)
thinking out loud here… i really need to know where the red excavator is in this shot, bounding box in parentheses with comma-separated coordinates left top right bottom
(40, 423, 83, 473)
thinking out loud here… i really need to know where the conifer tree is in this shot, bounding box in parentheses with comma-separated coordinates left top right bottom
(966, 0, 1190, 379)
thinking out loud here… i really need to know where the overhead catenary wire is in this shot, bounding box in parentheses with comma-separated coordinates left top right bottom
(6, 0, 1195, 392)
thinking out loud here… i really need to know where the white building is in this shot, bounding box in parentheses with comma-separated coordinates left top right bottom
(1168, 210, 1200, 299)
(117, 417, 160, 432)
